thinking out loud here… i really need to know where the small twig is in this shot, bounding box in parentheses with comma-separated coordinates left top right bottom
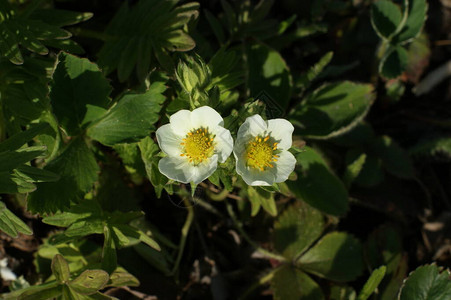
(435, 40, 451, 46)
(194, 197, 226, 218)
(225, 200, 285, 262)
(105, 286, 157, 300)
(200, 182, 243, 201)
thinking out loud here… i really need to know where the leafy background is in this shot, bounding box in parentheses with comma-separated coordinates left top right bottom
(0, 0, 451, 299)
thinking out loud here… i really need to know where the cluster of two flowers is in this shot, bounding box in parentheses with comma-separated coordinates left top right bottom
(156, 106, 296, 186)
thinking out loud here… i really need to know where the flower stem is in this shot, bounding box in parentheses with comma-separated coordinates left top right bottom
(170, 197, 194, 275)
(225, 200, 285, 262)
(238, 267, 278, 300)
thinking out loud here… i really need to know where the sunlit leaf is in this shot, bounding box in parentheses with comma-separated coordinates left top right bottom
(246, 42, 292, 111)
(274, 202, 324, 259)
(297, 232, 364, 282)
(398, 264, 451, 300)
(88, 82, 166, 146)
(272, 265, 325, 300)
(287, 146, 349, 216)
(28, 137, 100, 214)
(371, 0, 403, 40)
(98, 0, 198, 81)
(50, 52, 112, 136)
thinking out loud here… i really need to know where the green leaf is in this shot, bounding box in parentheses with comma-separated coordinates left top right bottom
(393, 0, 428, 43)
(297, 232, 364, 282)
(290, 81, 375, 138)
(399, 264, 451, 300)
(405, 32, 430, 84)
(114, 224, 160, 251)
(0, 146, 46, 172)
(409, 137, 451, 160)
(365, 225, 403, 275)
(271, 265, 325, 300)
(0, 123, 50, 152)
(329, 285, 356, 300)
(371, 136, 414, 179)
(111, 226, 130, 248)
(371, 0, 403, 39)
(204, 9, 226, 44)
(51, 254, 70, 284)
(61, 286, 79, 300)
(0, 25, 23, 64)
(246, 42, 292, 111)
(65, 220, 104, 237)
(16, 282, 61, 300)
(50, 52, 112, 136)
(98, 0, 198, 82)
(69, 270, 109, 295)
(30, 9, 93, 27)
(209, 48, 243, 92)
(330, 122, 375, 147)
(87, 82, 166, 146)
(0, 2, 88, 64)
(343, 152, 366, 187)
(102, 226, 117, 274)
(348, 150, 384, 187)
(274, 202, 324, 260)
(15, 165, 59, 183)
(107, 271, 140, 287)
(28, 137, 99, 214)
(379, 46, 408, 79)
(139, 137, 169, 197)
(357, 266, 387, 300)
(247, 186, 277, 217)
(43, 39, 85, 55)
(297, 51, 333, 92)
(287, 146, 348, 216)
(0, 201, 32, 237)
(43, 200, 102, 228)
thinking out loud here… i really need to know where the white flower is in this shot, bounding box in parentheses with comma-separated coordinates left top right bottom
(0, 258, 17, 281)
(156, 106, 233, 185)
(233, 115, 296, 186)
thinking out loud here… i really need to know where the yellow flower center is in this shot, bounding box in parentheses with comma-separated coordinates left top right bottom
(245, 135, 279, 171)
(180, 127, 214, 165)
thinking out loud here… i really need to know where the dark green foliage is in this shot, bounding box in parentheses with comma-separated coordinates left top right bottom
(399, 265, 451, 300)
(287, 146, 349, 216)
(0, 1, 447, 299)
(371, 0, 428, 78)
(98, 0, 198, 82)
(50, 52, 112, 136)
(0, 0, 90, 64)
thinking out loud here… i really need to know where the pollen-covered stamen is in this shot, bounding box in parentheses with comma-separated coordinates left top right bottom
(245, 134, 279, 171)
(180, 127, 215, 165)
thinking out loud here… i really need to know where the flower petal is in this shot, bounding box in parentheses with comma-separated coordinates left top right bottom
(156, 124, 183, 156)
(267, 119, 294, 150)
(170, 109, 193, 135)
(237, 115, 268, 139)
(274, 150, 296, 183)
(158, 156, 195, 184)
(191, 106, 224, 129)
(236, 158, 276, 186)
(0, 267, 17, 281)
(191, 154, 219, 184)
(214, 127, 233, 163)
